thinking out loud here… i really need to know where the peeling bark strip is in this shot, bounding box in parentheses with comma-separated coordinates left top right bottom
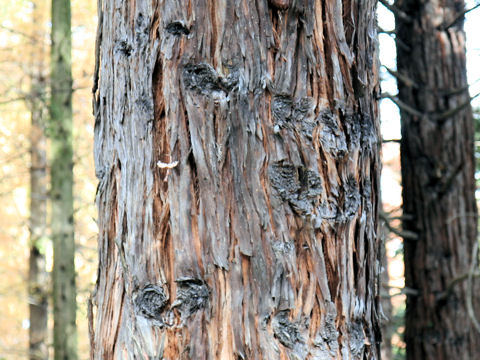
(91, 0, 381, 359)
(396, 0, 480, 358)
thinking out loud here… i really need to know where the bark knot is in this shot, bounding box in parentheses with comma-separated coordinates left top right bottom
(318, 110, 348, 159)
(273, 311, 302, 348)
(165, 21, 190, 36)
(183, 63, 238, 96)
(172, 277, 210, 319)
(271, 95, 315, 138)
(269, 161, 322, 216)
(134, 284, 168, 321)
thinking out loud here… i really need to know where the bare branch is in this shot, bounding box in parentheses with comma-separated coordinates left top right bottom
(382, 93, 425, 118)
(382, 138, 401, 143)
(380, 211, 415, 221)
(382, 92, 480, 122)
(436, 270, 480, 302)
(467, 240, 480, 333)
(383, 66, 475, 95)
(383, 66, 418, 88)
(0, 95, 27, 105)
(0, 24, 38, 41)
(434, 92, 480, 121)
(379, 211, 419, 240)
(380, 285, 420, 298)
(377, 26, 395, 35)
(378, 0, 413, 23)
(439, 3, 480, 31)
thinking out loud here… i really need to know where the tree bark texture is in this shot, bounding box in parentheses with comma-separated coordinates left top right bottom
(28, 2, 48, 359)
(91, 0, 382, 358)
(396, 0, 480, 358)
(50, 0, 77, 358)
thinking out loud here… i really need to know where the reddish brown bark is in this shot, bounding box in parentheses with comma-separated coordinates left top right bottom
(91, 0, 382, 358)
(396, 0, 480, 358)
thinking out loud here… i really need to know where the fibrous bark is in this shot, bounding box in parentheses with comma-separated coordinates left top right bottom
(91, 0, 382, 359)
(395, 0, 480, 358)
(50, 0, 77, 358)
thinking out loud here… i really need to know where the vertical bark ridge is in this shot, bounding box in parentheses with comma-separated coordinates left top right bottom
(92, 0, 381, 358)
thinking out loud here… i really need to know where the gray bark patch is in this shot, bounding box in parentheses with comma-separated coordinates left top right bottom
(269, 161, 322, 216)
(349, 321, 366, 357)
(172, 277, 209, 319)
(360, 113, 376, 151)
(271, 95, 315, 138)
(183, 63, 238, 95)
(339, 175, 361, 222)
(272, 311, 301, 348)
(114, 40, 133, 57)
(165, 21, 190, 36)
(135, 13, 149, 47)
(134, 284, 168, 320)
(318, 110, 348, 159)
(314, 302, 339, 355)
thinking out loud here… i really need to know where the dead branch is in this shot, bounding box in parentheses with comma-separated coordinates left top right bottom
(383, 66, 418, 88)
(466, 240, 480, 333)
(382, 93, 425, 118)
(379, 211, 419, 240)
(378, 0, 413, 23)
(439, 4, 480, 31)
(434, 92, 480, 121)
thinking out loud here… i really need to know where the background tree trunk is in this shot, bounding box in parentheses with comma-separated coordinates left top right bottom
(91, 0, 382, 358)
(50, 0, 77, 358)
(379, 223, 393, 360)
(395, 0, 480, 358)
(28, 2, 49, 359)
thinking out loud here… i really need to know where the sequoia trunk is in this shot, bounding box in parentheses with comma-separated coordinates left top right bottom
(395, 0, 480, 358)
(91, 0, 382, 358)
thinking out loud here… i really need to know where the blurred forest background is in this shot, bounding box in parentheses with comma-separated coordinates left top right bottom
(0, 0, 97, 358)
(0, 0, 479, 359)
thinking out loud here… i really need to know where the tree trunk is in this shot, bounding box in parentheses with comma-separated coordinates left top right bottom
(379, 223, 393, 360)
(91, 0, 382, 358)
(28, 2, 48, 359)
(395, 0, 480, 358)
(50, 0, 77, 358)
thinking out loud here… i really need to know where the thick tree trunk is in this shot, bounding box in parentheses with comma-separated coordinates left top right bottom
(91, 0, 382, 358)
(395, 0, 480, 358)
(28, 3, 48, 359)
(50, 0, 77, 359)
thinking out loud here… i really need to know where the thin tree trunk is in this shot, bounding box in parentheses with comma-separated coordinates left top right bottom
(50, 0, 77, 358)
(395, 0, 480, 358)
(91, 0, 382, 358)
(28, 3, 49, 358)
(380, 223, 393, 360)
